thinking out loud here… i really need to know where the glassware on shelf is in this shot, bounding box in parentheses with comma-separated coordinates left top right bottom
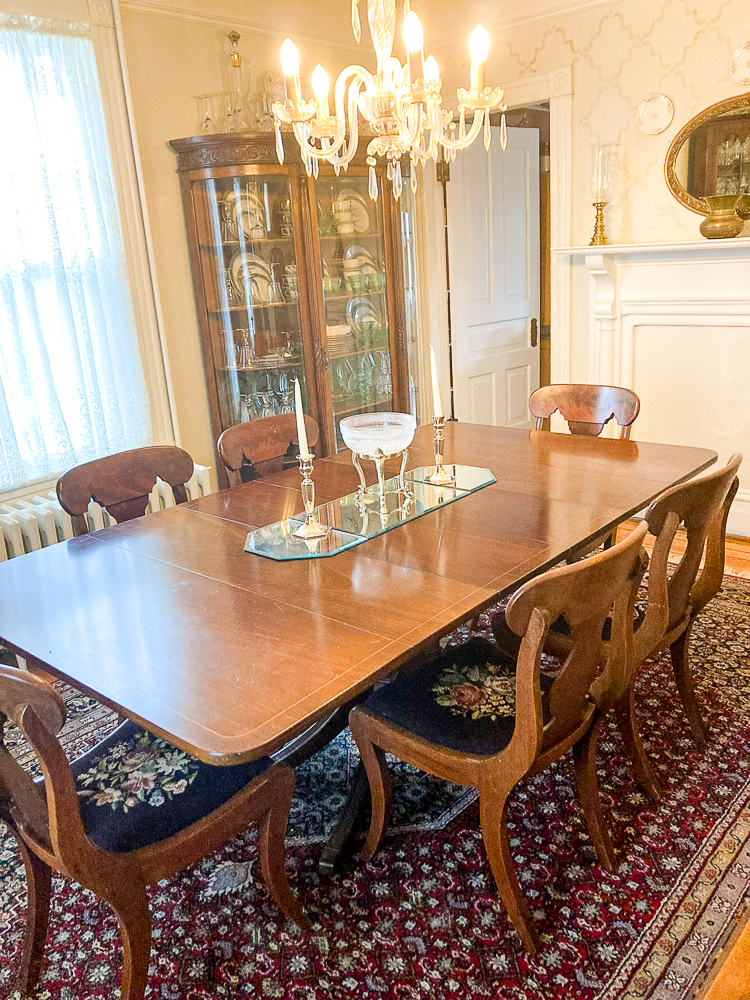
(376, 351, 392, 400)
(276, 370, 294, 413)
(197, 95, 218, 135)
(221, 92, 245, 133)
(240, 392, 258, 423)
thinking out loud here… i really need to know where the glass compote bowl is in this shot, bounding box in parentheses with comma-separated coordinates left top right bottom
(339, 412, 416, 513)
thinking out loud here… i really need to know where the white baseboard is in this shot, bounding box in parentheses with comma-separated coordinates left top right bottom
(728, 490, 750, 539)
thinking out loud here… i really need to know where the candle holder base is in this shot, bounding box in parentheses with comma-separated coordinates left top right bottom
(429, 416, 456, 486)
(589, 201, 609, 246)
(427, 468, 456, 486)
(292, 453, 331, 539)
(292, 517, 330, 539)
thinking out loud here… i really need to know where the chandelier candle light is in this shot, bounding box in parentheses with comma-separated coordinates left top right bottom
(428, 342, 455, 486)
(272, 0, 506, 199)
(293, 379, 330, 539)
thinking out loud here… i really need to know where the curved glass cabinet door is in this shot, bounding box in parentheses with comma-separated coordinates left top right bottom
(314, 173, 394, 451)
(191, 172, 314, 432)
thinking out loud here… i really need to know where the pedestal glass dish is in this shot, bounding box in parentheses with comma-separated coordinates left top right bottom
(340, 411, 416, 513)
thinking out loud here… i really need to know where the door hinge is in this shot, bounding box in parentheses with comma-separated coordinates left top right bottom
(436, 159, 450, 184)
(530, 318, 538, 348)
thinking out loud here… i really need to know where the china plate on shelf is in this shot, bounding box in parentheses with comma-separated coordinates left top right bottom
(229, 251, 274, 304)
(729, 42, 750, 85)
(346, 296, 382, 334)
(636, 94, 674, 135)
(224, 188, 267, 238)
(344, 244, 378, 274)
(335, 186, 371, 234)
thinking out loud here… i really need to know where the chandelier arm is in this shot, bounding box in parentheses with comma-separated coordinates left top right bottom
(439, 108, 485, 150)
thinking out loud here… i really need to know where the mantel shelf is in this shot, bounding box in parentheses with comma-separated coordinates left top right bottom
(553, 237, 750, 258)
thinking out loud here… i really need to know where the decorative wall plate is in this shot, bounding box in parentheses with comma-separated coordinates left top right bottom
(729, 42, 750, 85)
(636, 94, 674, 135)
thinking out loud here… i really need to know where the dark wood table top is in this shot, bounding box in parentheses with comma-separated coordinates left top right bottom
(0, 424, 716, 764)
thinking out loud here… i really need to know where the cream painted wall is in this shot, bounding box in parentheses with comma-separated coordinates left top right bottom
(118, 3, 358, 471)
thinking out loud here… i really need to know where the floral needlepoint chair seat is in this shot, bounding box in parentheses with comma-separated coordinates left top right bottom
(365, 637, 554, 756)
(70, 721, 271, 852)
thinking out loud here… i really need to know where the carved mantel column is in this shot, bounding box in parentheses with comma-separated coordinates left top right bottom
(584, 252, 617, 386)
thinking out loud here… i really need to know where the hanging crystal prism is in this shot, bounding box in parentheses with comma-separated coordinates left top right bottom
(312, 155, 319, 178)
(275, 121, 284, 164)
(411, 164, 418, 194)
(484, 109, 491, 151)
(393, 160, 403, 200)
(500, 111, 508, 150)
(368, 161, 378, 201)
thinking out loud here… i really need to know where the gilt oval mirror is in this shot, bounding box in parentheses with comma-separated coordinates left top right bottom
(665, 92, 750, 214)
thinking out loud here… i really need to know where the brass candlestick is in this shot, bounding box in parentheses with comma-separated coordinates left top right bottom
(292, 454, 330, 538)
(589, 201, 609, 246)
(428, 416, 455, 485)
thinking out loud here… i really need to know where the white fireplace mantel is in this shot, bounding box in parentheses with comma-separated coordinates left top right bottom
(550, 239, 750, 536)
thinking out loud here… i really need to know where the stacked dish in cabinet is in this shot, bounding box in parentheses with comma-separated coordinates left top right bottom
(195, 173, 314, 431)
(316, 176, 394, 448)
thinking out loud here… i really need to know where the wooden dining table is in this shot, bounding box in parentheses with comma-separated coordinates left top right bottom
(0, 423, 716, 774)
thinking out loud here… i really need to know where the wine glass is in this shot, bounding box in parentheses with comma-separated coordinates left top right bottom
(276, 371, 294, 414)
(197, 95, 218, 135)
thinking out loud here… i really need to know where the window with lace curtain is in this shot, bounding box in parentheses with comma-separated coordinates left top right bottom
(0, 15, 153, 493)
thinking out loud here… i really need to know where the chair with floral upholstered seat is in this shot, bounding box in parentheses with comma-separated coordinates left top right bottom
(0, 667, 308, 1000)
(349, 521, 648, 953)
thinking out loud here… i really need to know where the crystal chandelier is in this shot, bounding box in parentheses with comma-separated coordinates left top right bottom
(272, 0, 506, 200)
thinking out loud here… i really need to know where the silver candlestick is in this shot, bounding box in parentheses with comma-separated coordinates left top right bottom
(292, 454, 330, 538)
(427, 416, 456, 486)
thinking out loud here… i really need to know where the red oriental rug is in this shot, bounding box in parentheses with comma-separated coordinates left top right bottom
(1, 578, 750, 999)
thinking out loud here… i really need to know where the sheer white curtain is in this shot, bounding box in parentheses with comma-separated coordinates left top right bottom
(0, 16, 152, 493)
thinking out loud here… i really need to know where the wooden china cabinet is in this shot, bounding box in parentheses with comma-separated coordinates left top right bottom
(169, 132, 410, 488)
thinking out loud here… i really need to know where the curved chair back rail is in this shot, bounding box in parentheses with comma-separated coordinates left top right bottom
(645, 452, 743, 635)
(0, 666, 307, 1000)
(56, 445, 195, 535)
(218, 413, 320, 487)
(349, 521, 648, 954)
(529, 384, 640, 438)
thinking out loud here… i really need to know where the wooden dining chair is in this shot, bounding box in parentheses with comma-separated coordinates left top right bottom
(218, 413, 320, 487)
(638, 453, 742, 745)
(542, 454, 742, 866)
(529, 383, 640, 439)
(0, 667, 308, 1000)
(56, 445, 195, 536)
(349, 521, 648, 953)
(530, 383, 640, 557)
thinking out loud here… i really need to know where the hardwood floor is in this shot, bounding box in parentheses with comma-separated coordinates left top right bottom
(616, 521, 750, 579)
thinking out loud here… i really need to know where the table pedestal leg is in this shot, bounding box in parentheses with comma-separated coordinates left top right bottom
(319, 760, 370, 876)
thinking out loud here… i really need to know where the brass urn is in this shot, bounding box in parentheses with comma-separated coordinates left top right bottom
(699, 195, 743, 239)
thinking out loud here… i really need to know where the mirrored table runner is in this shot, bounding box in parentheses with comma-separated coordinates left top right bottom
(244, 465, 496, 561)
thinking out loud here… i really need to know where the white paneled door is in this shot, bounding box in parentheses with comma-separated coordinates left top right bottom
(447, 126, 540, 427)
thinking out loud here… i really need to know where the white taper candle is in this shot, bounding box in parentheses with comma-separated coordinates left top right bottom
(429, 342, 444, 418)
(294, 378, 311, 459)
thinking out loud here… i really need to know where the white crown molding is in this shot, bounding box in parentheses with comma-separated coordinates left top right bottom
(119, 0, 362, 54)
(432, 0, 625, 51)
